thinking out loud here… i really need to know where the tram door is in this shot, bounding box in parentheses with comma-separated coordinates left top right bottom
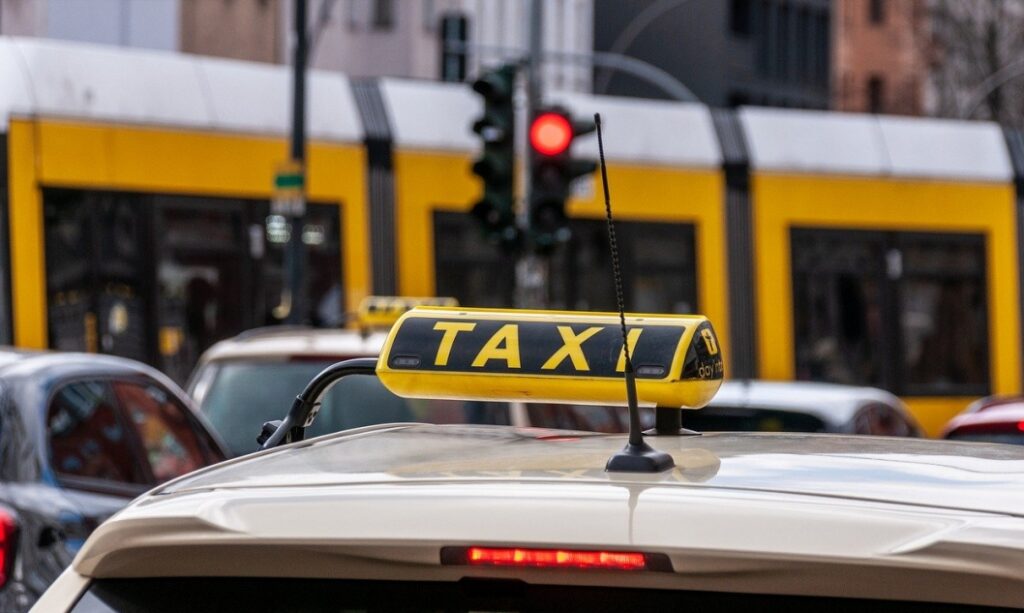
(154, 198, 252, 383)
(45, 191, 152, 363)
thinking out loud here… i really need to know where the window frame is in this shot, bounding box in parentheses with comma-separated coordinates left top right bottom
(869, 0, 885, 25)
(45, 374, 222, 497)
(790, 228, 990, 397)
(371, 0, 395, 30)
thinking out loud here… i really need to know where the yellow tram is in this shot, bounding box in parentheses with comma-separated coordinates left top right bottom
(2, 37, 1022, 433)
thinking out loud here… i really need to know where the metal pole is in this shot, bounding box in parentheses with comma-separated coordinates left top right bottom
(515, 0, 548, 309)
(285, 0, 308, 324)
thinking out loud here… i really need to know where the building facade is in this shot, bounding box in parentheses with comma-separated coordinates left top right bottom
(0, 0, 179, 50)
(1, 0, 593, 92)
(281, 0, 593, 92)
(593, 0, 831, 108)
(832, 0, 927, 115)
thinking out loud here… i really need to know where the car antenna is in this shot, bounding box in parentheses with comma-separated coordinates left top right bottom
(596, 113, 675, 473)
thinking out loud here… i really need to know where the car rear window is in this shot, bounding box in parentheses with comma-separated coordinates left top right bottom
(199, 360, 510, 456)
(70, 577, 1013, 612)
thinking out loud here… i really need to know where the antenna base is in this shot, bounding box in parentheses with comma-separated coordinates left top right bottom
(643, 407, 702, 437)
(605, 442, 675, 473)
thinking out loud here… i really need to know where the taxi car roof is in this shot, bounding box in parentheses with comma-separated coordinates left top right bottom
(198, 328, 389, 363)
(155, 424, 1024, 516)
(70, 424, 1024, 608)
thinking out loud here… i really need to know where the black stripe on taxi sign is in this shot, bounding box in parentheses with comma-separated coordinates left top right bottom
(386, 318, 685, 379)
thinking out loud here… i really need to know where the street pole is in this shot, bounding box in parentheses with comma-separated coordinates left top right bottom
(516, 0, 548, 309)
(285, 0, 308, 324)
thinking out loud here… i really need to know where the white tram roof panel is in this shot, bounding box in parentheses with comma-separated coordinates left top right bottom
(551, 91, 722, 167)
(380, 78, 482, 153)
(741, 106, 1012, 182)
(878, 115, 1011, 182)
(381, 78, 722, 167)
(0, 37, 363, 142)
(0, 39, 35, 126)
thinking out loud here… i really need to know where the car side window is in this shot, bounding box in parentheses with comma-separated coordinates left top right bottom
(855, 403, 914, 437)
(47, 381, 149, 486)
(110, 381, 215, 482)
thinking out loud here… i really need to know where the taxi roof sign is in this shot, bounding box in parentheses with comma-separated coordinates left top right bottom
(377, 307, 723, 409)
(356, 296, 459, 329)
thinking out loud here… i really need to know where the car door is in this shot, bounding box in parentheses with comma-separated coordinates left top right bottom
(46, 378, 225, 550)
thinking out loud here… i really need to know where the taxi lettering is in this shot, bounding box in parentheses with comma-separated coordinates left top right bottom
(471, 324, 521, 369)
(429, 321, 636, 373)
(541, 326, 603, 371)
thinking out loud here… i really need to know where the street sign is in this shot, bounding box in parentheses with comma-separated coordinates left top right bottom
(272, 161, 306, 217)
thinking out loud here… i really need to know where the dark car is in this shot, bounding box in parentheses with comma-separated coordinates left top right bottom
(0, 349, 228, 611)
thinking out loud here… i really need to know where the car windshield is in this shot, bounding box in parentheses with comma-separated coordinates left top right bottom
(199, 360, 509, 456)
(945, 431, 1024, 446)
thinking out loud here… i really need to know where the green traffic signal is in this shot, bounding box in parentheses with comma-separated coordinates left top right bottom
(469, 64, 518, 248)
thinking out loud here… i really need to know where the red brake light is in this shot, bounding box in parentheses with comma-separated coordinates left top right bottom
(0, 510, 16, 589)
(530, 113, 573, 156)
(442, 546, 667, 571)
(1017, 420, 1024, 432)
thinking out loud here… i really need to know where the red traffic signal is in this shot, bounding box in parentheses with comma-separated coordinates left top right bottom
(530, 112, 573, 156)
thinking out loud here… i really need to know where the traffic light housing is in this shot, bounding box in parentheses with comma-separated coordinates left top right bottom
(470, 64, 518, 248)
(528, 107, 597, 253)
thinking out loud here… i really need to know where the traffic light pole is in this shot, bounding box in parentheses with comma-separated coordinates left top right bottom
(516, 0, 549, 309)
(284, 0, 308, 325)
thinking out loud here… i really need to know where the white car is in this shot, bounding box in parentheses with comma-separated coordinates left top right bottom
(688, 380, 923, 436)
(35, 307, 1024, 611)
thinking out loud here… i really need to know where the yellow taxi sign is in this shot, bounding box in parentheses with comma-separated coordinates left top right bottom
(357, 296, 459, 329)
(377, 307, 724, 409)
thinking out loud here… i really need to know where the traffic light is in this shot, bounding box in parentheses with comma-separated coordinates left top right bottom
(528, 107, 597, 253)
(470, 64, 518, 248)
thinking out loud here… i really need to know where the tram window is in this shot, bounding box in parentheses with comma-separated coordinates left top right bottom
(45, 191, 150, 362)
(899, 235, 988, 395)
(551, 221, 697, 314)
(433, 211, 515, 307)
(791, 229, 989, 396)
(261, 204, 344, 327)
(792, 232, 884, 386)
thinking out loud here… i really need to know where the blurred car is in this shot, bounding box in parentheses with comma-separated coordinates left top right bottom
(942, 399, 1024, 445)
(681, 380, 922, 436)
(186, 327, 513, 456)
(0, 349, 228, 611)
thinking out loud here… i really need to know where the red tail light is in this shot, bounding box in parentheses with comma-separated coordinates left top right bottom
(1017, 420, 1024, 432)
(0, 509, 17, 589)
(441, 546, 671, 572)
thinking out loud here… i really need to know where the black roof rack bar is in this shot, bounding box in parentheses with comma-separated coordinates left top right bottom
(257, 357, 379, 450)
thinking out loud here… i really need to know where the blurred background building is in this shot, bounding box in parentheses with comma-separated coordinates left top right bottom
(832, 0, 927, 115)
(5, 0, 1024, 125)
(593, 0, 831, 109)
(0, 0, 593, 91)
